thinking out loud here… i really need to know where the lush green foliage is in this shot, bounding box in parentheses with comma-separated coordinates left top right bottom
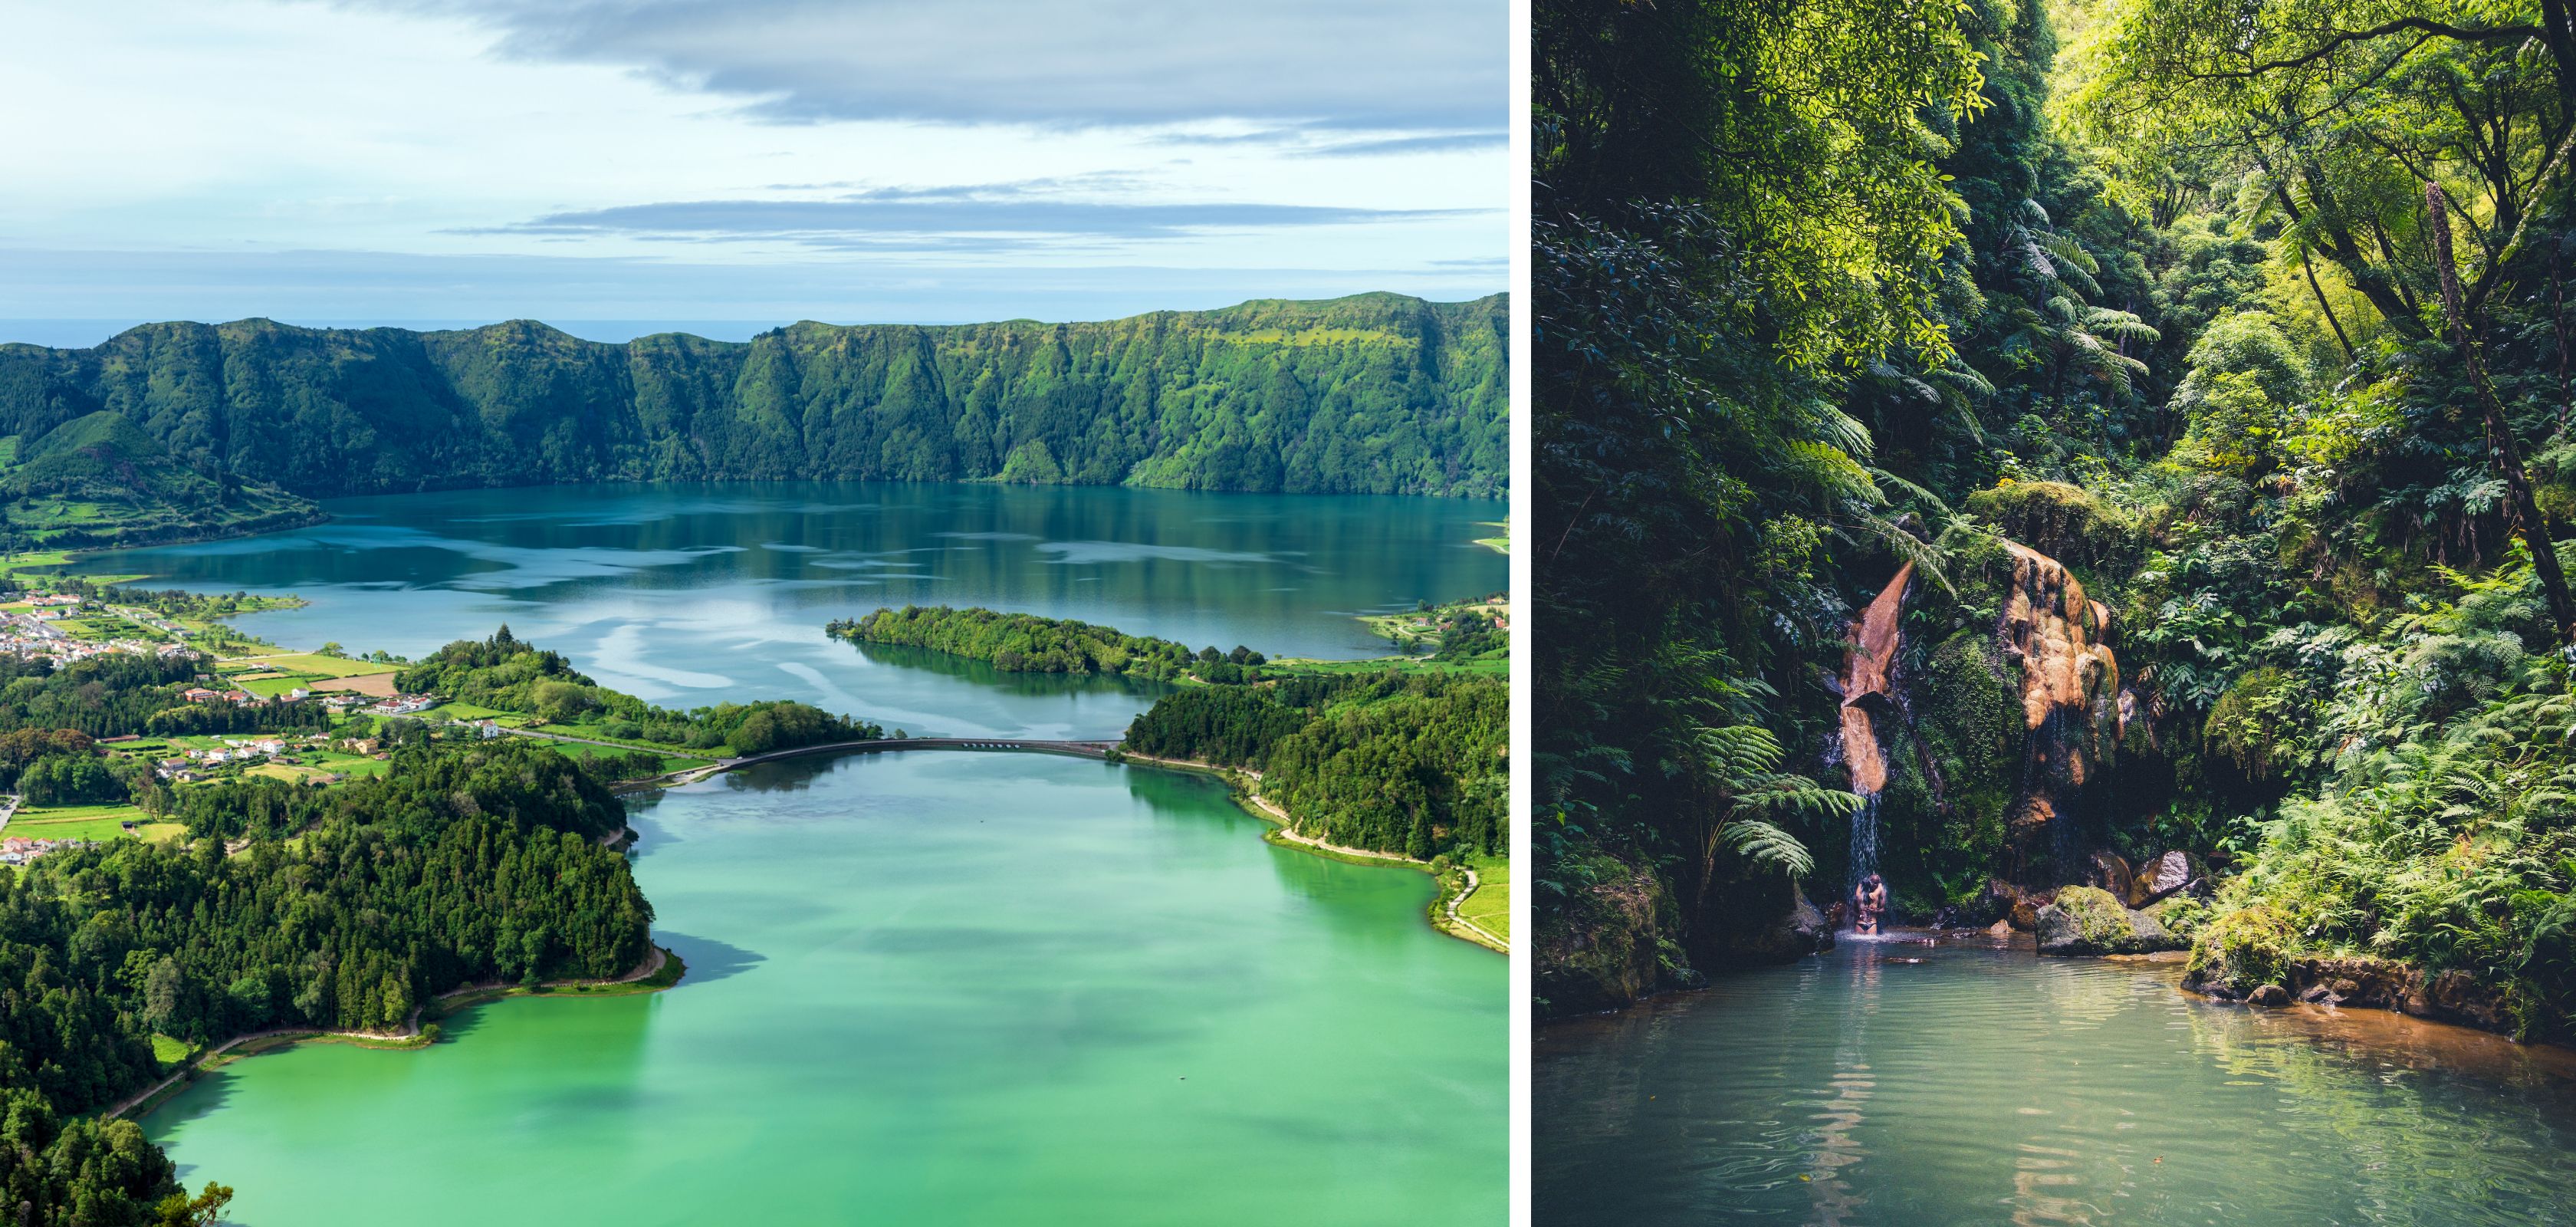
(830, 606, 1265, 683)
(0, 653, 324, 743)
(1534, 0, 1987, 974)
(1537, 0, 2576, 1034)
(397, 627, 876, 753)
(0, 294, 1505, 502)
(1125, 672, 1509, 858)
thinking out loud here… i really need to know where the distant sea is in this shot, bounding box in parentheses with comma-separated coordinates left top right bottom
(0, 320, 791, 349)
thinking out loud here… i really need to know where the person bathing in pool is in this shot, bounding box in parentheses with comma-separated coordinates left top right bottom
(1852, 874, 1888, 936)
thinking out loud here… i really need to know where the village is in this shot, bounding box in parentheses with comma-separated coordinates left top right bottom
(0, 587, 500, 865)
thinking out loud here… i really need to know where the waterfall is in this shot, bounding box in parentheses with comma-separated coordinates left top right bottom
(1847, 792, 1882, 887)
(1838, 564, 1911, 921)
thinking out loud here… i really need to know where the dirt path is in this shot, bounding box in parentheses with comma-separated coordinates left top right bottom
(1442, 867, 1506, 952)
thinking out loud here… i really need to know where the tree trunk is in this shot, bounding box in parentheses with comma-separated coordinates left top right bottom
(2425, 182, 2576, 642)
(2301, 250, 2354, 362)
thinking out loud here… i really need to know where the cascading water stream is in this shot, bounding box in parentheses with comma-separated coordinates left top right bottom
(1838, 564, 1912, 919)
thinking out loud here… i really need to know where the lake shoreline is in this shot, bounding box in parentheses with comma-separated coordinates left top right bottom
(1542, 929, 2576, 1067)
(1113, 750, 1507, 952)
(113, 944, 685, 1123)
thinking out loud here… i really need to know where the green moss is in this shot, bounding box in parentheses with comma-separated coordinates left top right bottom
(2146, 893, 2211, 941)
(1964, 479, 2140, 572)
(2186, 903, 2298, 993)
(2054, 886, 2134, 947)
(1870, 630, 2021, 910)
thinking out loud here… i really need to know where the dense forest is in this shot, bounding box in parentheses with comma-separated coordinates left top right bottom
(0, 294, 1506, 507)
(830, 606, 1268, 684)
(0, 732, 648, 1225)
(1535, 0, 2576, 1038)
(1125, 673, 1509, 858)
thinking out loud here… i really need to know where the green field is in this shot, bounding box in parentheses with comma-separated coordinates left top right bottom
(1270, 654, 1508, 679)
(238, 653, 399, 677)
(9, 803, 153, 841)
(1457, 852, 1509, 942)
(537, 739, 711, 776)
(235, 673, 317, 696)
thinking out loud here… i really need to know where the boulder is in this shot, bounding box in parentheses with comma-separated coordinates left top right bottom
(2248, 983, 2291, 1007)
(1535, 855, 1668, 1017)
(2082, 851, 2136, 906)
(1991, 880, 2047, 931)
(1734, 892, 1835, 962)
(2142, 893, 2210, 941)
(2131, 850, 2205, 905)
(2035, 886, 2187, 956)
(2289, 957, 2410, 1011)
(2414, 969, 2510, 1031)
(2298, 983, 2343, 1006)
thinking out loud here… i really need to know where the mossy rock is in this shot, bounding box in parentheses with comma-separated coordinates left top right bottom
(2182, 904, 2299, 997)
(2036, 885, 2182, 955)
(1535, 849, 1671, 1017)
(1963, 480, 2140, 573)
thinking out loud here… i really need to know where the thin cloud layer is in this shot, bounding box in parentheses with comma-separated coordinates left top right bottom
(334, 0, 1506, 131)
(485, 180, 1484, 247)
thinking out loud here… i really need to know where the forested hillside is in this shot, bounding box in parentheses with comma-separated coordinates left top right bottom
(0, 293, 1506, 502)
(0, 410, 320, 550)
(1536, 0, 2576, 1037)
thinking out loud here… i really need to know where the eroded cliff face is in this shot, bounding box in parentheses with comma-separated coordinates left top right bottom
(1835, 540, 2135, 897)
(1997, 543, 2128, 883)
(1838, 561, 1914, 798)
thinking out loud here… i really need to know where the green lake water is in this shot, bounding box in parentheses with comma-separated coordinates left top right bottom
(1537, 934, 2576, 1225)
(106, 483, 1506, 1224)
(148, 752, 1506, 1225)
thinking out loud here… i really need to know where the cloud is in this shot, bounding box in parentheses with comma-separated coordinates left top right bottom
(1151, 130, 1507, 158)
(327, 0, 1506, 131)
(473, 179, 1484, 246)
(0, 247, 1506, 336)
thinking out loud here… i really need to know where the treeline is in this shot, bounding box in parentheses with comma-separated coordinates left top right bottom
(1125, 673, 1507, 858)
(0, 294, 1506, 502)
(0, 735, 646, 1224)
(830, 606, 1267, 683)
(396, 627, 877, 754)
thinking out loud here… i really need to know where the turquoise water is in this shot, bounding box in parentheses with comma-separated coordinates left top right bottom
(79, 482, 1500, 738)
(1537, 936, 2576, 1225)
(112, 483, 1507, 1224)
(148, 753, 1506, 1225)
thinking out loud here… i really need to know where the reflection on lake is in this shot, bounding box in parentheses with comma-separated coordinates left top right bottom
(77, 481, 1502, 737)
(1538, 936, 2576, 1225)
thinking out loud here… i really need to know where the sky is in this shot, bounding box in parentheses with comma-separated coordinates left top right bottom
(0, 0, 1507, 343)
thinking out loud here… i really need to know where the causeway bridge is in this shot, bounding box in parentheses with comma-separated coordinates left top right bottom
(492, 725, 1121, 785)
